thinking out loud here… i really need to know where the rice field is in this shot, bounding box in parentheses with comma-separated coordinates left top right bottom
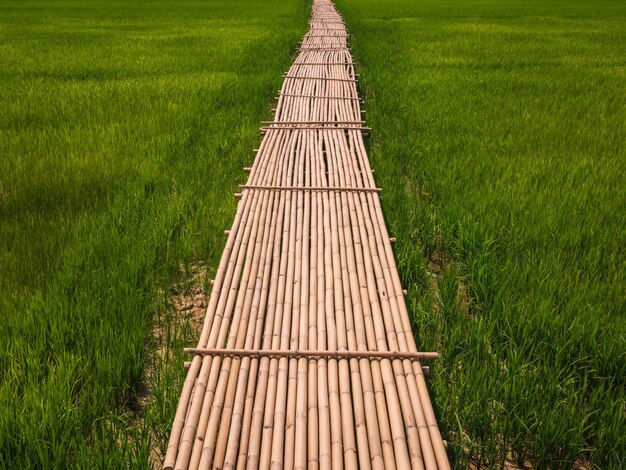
(336, 0, 626, 467)
(1, 0, 624, 468)
(0, 0, 307, 466)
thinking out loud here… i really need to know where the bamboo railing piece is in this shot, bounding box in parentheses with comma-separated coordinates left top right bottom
(163, 0, 450, 468)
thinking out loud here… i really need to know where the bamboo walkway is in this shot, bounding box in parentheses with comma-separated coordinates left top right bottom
(163, 1, 449, 468)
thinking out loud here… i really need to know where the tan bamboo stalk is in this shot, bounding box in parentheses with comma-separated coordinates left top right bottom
(306, 132, 319, 470)
(232, 179, 288, 470)
(221, 187, 284, 470)
(170, 164, 270, 469)
(341, 165, 416, 469)
(244, 134, 300, 470)
(256, 132, 301, 469)
(291, 131, 312, 470)
(212, 186, 282, 469)
(278, 130, 308, 470)
(326, 131, 373, 470)
(350, 128, 449, 469)
(322, 131, 361, 469)
(163, 146, 265, 468)
(223, 134, 294, 470)
(235, 134, 294, 469)
(180, 127, 290, 469)
(265, 132, 304, 470)
(313, 131, 332, 470)
(314, 8, 355, 467)
(319, 120, 347, 470)
(184, 349, 438, 361)
(190, 159, 279, 469)
(329, 129, 385, 469)
(240, 129, 297, 468)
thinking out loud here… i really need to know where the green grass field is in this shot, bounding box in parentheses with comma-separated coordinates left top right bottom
(337, 0, 625, 467)
(0, 0, 306, 466)
(1, 0, 624, 468)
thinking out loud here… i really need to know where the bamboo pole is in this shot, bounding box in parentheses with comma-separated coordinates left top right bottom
(235, 137, 292, 469)
(184, 348, 438, 361)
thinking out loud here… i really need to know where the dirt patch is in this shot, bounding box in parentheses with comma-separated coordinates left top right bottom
(427, 247, 448, 314)
(142, 262, 207, 402)
(138, 261, 208, 468)
(428, 246, 473, 321)
(168, 262, 208, 334)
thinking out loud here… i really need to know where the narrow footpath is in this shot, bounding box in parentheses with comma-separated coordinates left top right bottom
(163, 1, 450, 468)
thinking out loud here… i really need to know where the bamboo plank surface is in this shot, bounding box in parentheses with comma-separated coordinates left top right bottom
(163, 1, 449, 468)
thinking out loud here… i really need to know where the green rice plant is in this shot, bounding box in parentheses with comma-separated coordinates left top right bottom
(337, 0, 626, 467)
(0, 0, 307, 466)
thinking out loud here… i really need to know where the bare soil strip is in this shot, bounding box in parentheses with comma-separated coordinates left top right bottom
(163, 1, 449, 468)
